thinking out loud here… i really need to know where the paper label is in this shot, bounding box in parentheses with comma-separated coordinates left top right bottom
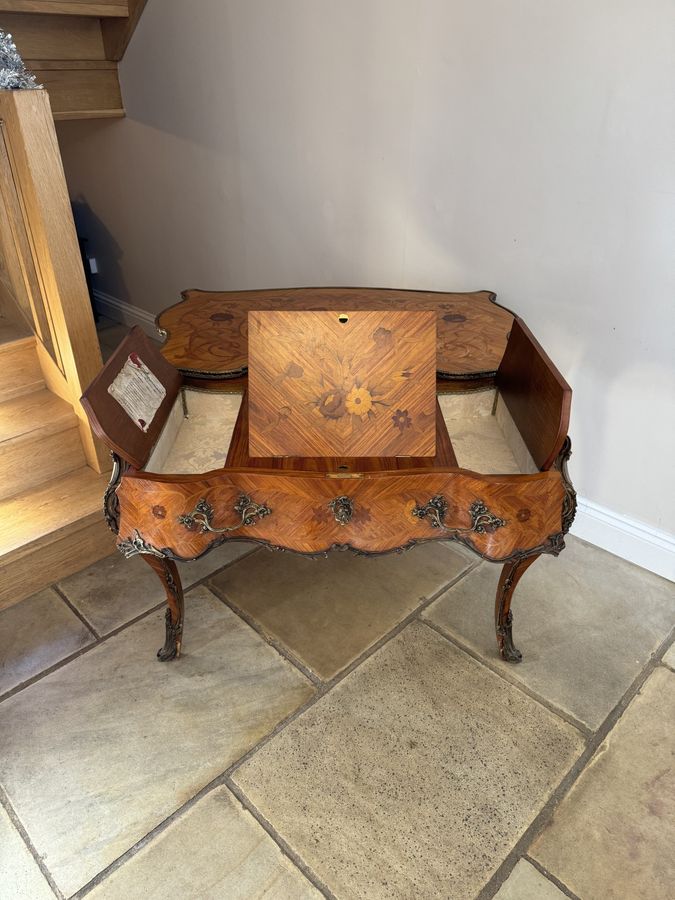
(107, 353, 166, 432)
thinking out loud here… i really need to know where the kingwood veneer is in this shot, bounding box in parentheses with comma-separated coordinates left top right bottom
(81, 289, 575, 665)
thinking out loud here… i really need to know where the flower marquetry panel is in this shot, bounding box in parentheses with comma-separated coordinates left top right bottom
(248, 310, 437, 458)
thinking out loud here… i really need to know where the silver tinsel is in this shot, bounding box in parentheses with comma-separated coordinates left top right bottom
(0, 30, 41, 90)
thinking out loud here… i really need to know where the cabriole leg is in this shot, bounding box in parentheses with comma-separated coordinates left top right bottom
(142, 555, 184, 661)
(494, 554, 540, 663)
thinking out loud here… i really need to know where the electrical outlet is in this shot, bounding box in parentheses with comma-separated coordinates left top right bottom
(87, 257, 99, 275)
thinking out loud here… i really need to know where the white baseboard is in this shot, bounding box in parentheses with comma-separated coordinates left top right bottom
(91, 288, 675, 582)
(94, 290, 158, 337)
(572, 497, 674, 582)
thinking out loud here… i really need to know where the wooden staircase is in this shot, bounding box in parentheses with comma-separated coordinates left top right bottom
(0, 12, 144, 605)
(0, 0, 146, 119)
(0, 335, 114, 610)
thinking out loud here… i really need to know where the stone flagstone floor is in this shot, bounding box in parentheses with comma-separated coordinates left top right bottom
(0, 535, 673, 899)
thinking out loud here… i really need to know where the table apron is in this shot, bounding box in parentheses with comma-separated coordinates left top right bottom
(116, 469, 567, 562)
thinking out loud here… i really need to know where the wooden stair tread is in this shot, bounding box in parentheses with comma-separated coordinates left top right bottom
(0, 337, 43, 402)
(32, 63, 123, 117)
(0, 465, 110, 560)
(0, 387, 77, 444)
(0, 334, 35, 352)
(0, 318, 32, 343)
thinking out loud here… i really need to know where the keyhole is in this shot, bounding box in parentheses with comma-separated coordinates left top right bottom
(338, 314, 349, 324)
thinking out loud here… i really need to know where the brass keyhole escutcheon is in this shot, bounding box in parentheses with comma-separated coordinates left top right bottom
(338, 314, 349, 324)
(328, 496, 354, 526)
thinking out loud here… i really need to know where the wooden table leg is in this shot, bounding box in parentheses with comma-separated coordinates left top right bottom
(494, 554, 540, 663)
(142, 555, 184, 661)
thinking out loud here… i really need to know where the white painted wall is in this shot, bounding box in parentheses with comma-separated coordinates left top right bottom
(57, 0, 675, 550)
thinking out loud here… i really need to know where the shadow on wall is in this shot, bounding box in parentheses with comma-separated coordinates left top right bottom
(71, 196, 130, 305)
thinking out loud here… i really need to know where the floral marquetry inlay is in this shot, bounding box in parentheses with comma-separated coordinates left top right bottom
(248, 310, 437, 457)
(158, 287, 514, 380)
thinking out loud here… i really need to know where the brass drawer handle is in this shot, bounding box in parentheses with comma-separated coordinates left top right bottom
(329, 495, 353, 526)
(178, 495, 271, 534)
(412, 497, 506, 534)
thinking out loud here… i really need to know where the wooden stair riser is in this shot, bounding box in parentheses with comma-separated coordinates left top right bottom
(1, 12, 107, 59)
(0, 338, 43, 402)
(0, 424, 85, 499)
(0, 515, 115, 611)
(0, 465, 113, 608)
(0, 2, 127, 17)
(1, 0, 147, 119)
(29, 63, 123, 119)
(0, 464, 110, 555)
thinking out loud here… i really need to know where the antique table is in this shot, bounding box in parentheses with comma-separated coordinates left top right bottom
(82, 288, 575, 664)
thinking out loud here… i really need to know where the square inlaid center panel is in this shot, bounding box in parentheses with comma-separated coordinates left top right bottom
(248, 310, 436, 457)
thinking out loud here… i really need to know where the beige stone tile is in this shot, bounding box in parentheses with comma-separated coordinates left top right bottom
(531, 667, 675, 900)
(493, 859, 567, 899)
(422, 537, 675, 729)
(211, 542, 472, 680)
(662, 641, 675, 670)
(57, 552, 157, 635)
(88, 786, 321, 899)
(58, 543, 257, 634)
(0, 588, 93, 695)
(0, 805, 53, 900)
(183, 541, 259, 584)
(0, 587, 313, 897)
(233, 621, 583, 900)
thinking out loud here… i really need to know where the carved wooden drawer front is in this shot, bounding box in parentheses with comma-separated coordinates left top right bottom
(117, 469, 566, 561)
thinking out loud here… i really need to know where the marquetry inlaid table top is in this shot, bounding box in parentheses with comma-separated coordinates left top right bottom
(156, 287, 514, 381)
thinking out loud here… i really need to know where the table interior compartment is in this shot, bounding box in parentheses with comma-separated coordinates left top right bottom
(144, 387, 536, 477)
(439, 389, 538, 475)
(144, 389, 243, 475)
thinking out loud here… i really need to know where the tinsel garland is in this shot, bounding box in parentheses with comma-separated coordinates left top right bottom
(0, 30, 41, 90)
